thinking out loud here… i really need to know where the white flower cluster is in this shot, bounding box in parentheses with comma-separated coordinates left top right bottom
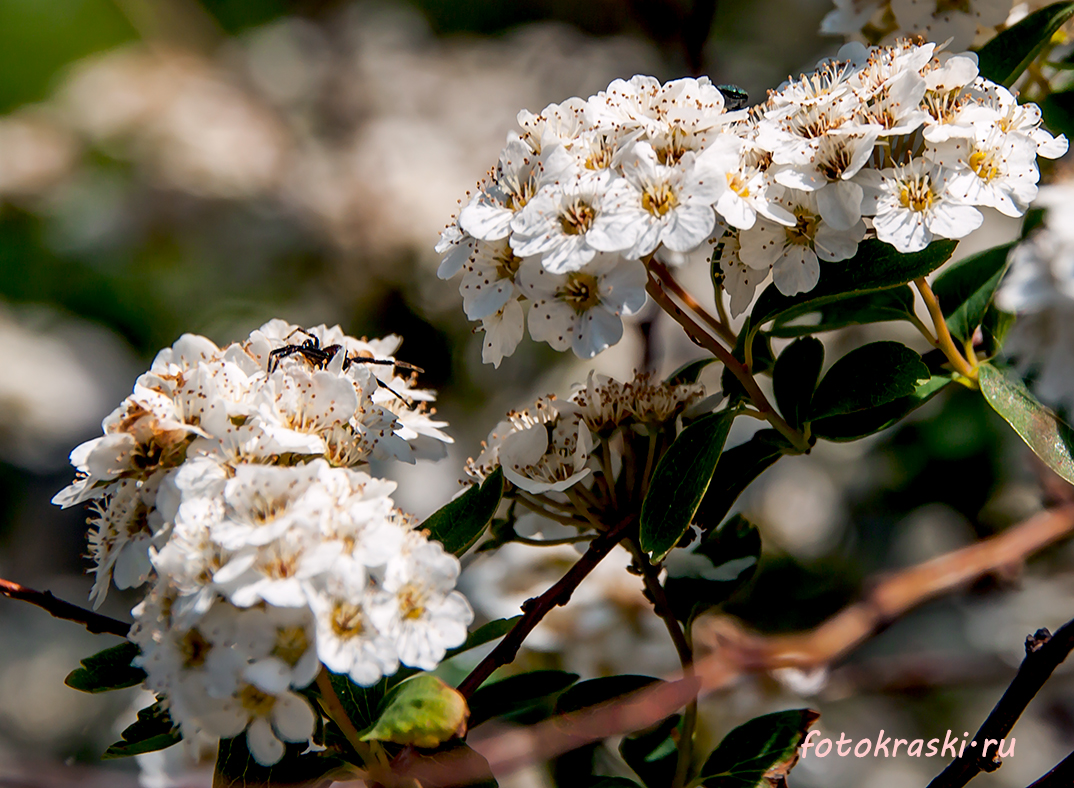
(466, 372, 705, 498)
(53, 321, 471, 766)
(821, 0, 1017, 51)
(996, 182, 1074, 413)
(439, 41, 1065, 362)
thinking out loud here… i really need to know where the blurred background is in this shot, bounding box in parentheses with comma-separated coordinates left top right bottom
(0, 1, 1071, 787)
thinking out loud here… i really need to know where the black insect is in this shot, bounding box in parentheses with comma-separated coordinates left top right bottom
(267, 328, 424, 376)
(717, 84, 750, 111)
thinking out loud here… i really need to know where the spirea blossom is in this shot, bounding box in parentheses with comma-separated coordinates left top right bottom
(54, 321, 472, 765)
(440, 41, 1064, 340)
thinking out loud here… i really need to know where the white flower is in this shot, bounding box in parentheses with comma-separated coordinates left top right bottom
(478, 298, 525, 368)
(519, 253, 647, 358)
(739, 191, 865, 296)
(499, 413, 593, 494)
(714, 231, 765, 317)
(820, 0, 886, 35)
(459, 238, 526, 320)
(509, 172, 641, 274)
(459, 135, 575, 242)
(610, 141, 721, 257)
(927, 124, 1040, 217)
(858, 158, 982, 253)
(368, 537, 472, 671)
(435, 220, 475, 280)
(465, 396, 560, 483)
(517, 97, 588, 153)
(233, 606, 320, 694)
(890, 0, 1010, 51)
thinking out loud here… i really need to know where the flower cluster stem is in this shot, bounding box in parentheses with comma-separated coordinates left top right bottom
(913, 277, 978, 383)
(646, 272, 810, 452)
(650, 259, 737, 345)
(456, 514, 636, 698)
(624, 538, 696, 788)
(315, 668, 382, 778)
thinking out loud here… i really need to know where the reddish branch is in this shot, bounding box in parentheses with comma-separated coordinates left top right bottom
(456, 515, 636, 698)
(926, 617, 1074, 788)
(0, 577, 130, 637)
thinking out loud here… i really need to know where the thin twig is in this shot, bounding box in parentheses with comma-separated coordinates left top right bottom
(0, 577, 130, 637)
(914, 277, 978, 381)
(314, 669, 382, 781)
(926, 618, 1074, 788)
(1026, 748, 1074, 788)
(646, 272, 809, 452)
(650, 259, 737, 345)
(456, 514, 636, 698)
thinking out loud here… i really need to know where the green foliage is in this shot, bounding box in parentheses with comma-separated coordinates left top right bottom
(422, 467, 504, 556)
(745, 240, 957, 344)
(722, 331, 775, 401)
(585, 780, 644, 788)
(103, 700, 181, 759)
(931, 242, 1015, 344)
(773, 337, 825, 431)
(619, 714, 681, 788)
(468, 670, 579, 726)
(767, 287, 917, 337)
(640, 409, 737, 562)
(980, 304, 1017, 357)
(810, 342, 930, 421)
(1043, 87, 1074, 146)
(213, 732, 342, 788)
(65, 641, 145, 693)
(663, 514, 761, 622)
(979, 363, 1074, 484)
(554, 675, 662, 716)
(699, 708, 820, 787)
(976, 1, 1074, 86)
(361, 674, 468, 748)
(667, 357, 717, 384)
(326, 672, 386, 733)
(694, 430, 791, 530)
(811, 374, 953, 442)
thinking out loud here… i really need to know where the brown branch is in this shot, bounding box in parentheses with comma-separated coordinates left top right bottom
(449, 503, 1074, 782)
(455, 514, 637, 699)
(650, 258, 737, 346)
(1026, 748, 1074, 788)
(926, 618, 1074, 788)
(0, 577, 130, 637)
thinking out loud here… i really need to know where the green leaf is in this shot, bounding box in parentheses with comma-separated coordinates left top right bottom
(327, 672, 386, 732)
(700, 708, 820, 787)
(554, 676, 662, 716)
(1043, 87, 1074, 142)
(362, 674, 469, 748)
(768, 287, 917, 337)
(809, 342, 930, 421)
(103, 700, 181, 759)
(585, 780, 645, 788)
(667, 357, 716, 385)
(722, 332, 775, 402)
(694, 430, 790, 531)
(811, 374, 953, 442)
(468, 670, 579, 727)
(640, 409, 738, 562)
(663, 514, 761, 622)
(421, 467, 504, 556)
(213, 733, 342, 788)
(65, 641, 145, 693)
(980, 304, 1016, 358)
(976, 1, 1074, 87)
(746, 239, 957, 343)
(979, 363, 1074, 484)
(931, 242, 1015, 343)
(773, 337, 825, 430)
(620, 714, 681, 788)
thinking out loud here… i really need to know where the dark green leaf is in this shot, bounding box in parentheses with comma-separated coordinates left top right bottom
(103, 701, 180, 759)
(469, 670, 579, 727)
(554, 676, 661, 716)
(979, 363, 1074, 484)
(694, 431, 790, 531)
(980, 304, 1016, 358)
(811, 374, 953, 441)
(213, 733, 343, 788)
(362, 674, 468, 748)
(620, 714, 681, 788)
(422, 468, 504, 556)
(809, 342, 930, 421)
(700, 708, 820, 787)
(667, 357, 716, 385)
(640, 409, 737, 562)
(745, 239, 957, 344)
(327, 672, 386, 732)
(722, 332, 775, 402)
(585, 780, 645, 788)
(1043, 88, 1074, 142)
(664, 515, 761, 622)
(768, 287, 917, 337)
(931, 243, 1015, 343)
(773, 338, 825, 430)
(976, 2, 1074, 87)
(65, 641, 145, 693)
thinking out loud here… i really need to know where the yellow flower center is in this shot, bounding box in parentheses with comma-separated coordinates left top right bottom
(398, 584, 426, 621)
(898, 174, 936, 213)
(330, 602, 366, 639)
(273, 625, 309, 666)
(180, 629, 212, 669)
(968, 149, 1001, 182)
(785, 209, 819, 246)
(495, 249, 524, 280)
(642, 182, 679, 216)
(560, 273, 602, 314)
(935, 0, 970, 13)
(559, 199, 596, 235)
(726, 172, 750, 198)
(239, 684, 277, 716)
